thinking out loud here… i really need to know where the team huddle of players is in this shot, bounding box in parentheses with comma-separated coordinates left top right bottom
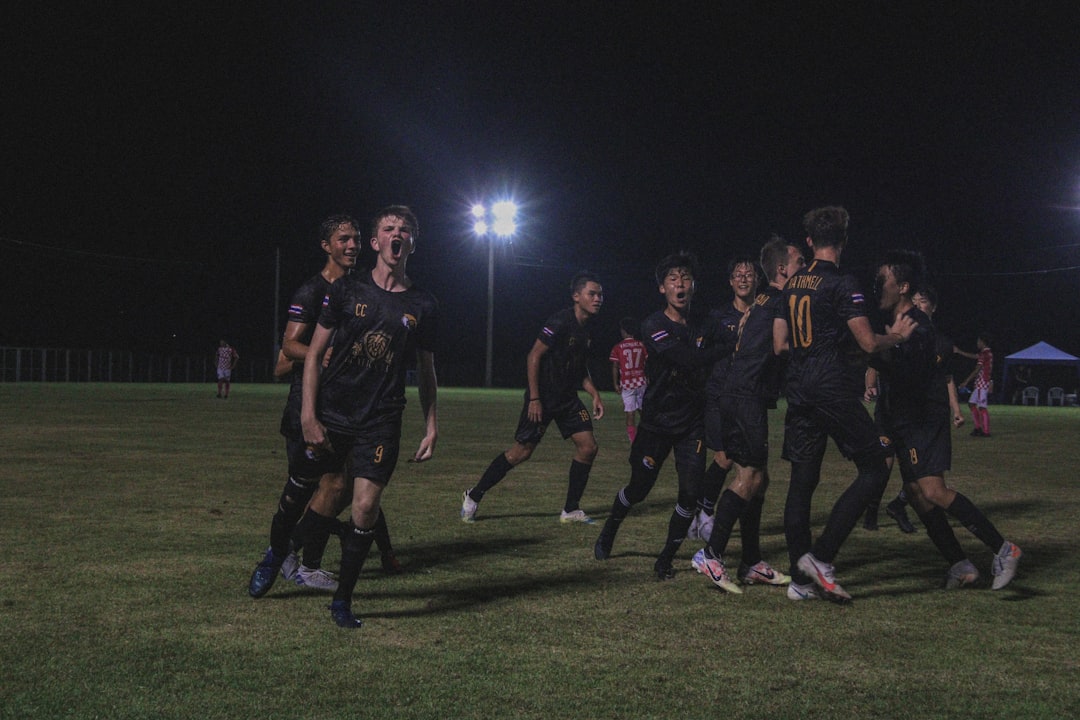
(247, 204, 1021, 628)
(460, 205, 1020, 604)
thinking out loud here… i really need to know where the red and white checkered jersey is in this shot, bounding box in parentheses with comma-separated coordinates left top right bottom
(609, 338, 647, 390)
(217, 345, 238, 373)
(974, 347, 993, 390)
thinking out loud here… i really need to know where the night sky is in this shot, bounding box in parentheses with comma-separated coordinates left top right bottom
(4, 4, 1079, 386)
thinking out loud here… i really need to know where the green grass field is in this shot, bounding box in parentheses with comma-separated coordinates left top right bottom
(1, 383, 1077, 719)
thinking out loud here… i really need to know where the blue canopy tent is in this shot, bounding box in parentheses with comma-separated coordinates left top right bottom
(1000, 342, 1080, 405)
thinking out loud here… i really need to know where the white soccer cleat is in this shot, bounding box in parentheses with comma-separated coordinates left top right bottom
(991, 541, 1022, 590)
(280, 550, 300, 582)
(945, 559, 980, 589)
(559, 509, 595, 524)
(786, 581, 821, 601)
(797, 552, 852, 601)
(694, 510, 714, 542)
(460, 490, 478, 523)
(295, 566, 339, 591)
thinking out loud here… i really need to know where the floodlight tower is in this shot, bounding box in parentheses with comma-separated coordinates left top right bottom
(471, 200, 517, 387)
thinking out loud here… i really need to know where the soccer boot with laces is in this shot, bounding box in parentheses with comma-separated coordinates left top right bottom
(460, 490, 479, 523)
(691, 548, 742, 594)
(797, 552, 852, 602)
(329, 600, 363, 629)
(738, 560, 791, 586)
(295, 566, 339, 591)
(248, 547, 283, 599)
(280, 549, 300, 582)
(991, 541, 1022, 590)
(786, 581, 821, 601)
(945, 559, 980, 589)
(559, 509, 595, 524)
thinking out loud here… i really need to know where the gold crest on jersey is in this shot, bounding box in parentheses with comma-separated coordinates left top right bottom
(349, 330, 394, 369)
(401, 313, 417, 330)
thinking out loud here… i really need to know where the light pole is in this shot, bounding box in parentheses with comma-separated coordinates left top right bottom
(471, 200, 517, 387)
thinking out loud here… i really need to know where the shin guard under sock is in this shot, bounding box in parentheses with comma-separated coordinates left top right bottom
(471, 453, 514, 500)
(564, 460, 592, 512)
(946, 492, 1004, 552)
(706, 490, 747, 558)
(333, 525, 375, 604)
(915, 505, 967, 565)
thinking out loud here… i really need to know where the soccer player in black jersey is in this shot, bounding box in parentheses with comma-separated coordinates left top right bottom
(870, 251, 1021, 590)
(863, 284, 966, 534)
(692, 240, 803, 592)
(773, 206, 917, 601)
(249, 215, 366, 597)
(461, 273, 605, 524)
(248, 215, 406, 599)
(594, 252, 726, 579)
(301, 206, 439, 628)
(688, 261, 744, 545)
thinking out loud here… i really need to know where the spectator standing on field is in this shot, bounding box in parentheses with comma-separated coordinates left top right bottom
(215, 340, 239, 398)
(958, 333, 994, 437)
(609, 317, 647, 443)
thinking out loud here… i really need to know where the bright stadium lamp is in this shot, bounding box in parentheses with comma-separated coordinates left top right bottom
(470, 199, 519, 387)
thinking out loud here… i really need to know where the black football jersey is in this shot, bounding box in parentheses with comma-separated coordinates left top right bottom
(315, 272, 439, 433)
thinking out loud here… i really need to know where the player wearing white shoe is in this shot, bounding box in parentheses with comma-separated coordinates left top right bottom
(871, 250, 1021, 590)
(302, 206, 439, 628)
(695, 241, 803, 592)
(774, 207, 918, 602)
(594, 253, 727, 579)
(462, 273, 605, 525)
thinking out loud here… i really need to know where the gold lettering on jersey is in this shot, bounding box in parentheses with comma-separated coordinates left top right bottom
(788, 275, 823, 291)
(355, 304, 368, 317)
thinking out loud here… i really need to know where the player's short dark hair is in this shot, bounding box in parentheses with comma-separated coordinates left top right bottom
(978, 331, 994, 347)
(727, 255, 758, 278)
(916, 283, 939, 309)
(571, 272, 601, 295)
(880, 249, 926, 297)
(619, 317, 639, 338)
(654, 252, 699, 286)
(759, 234, 795, 281)
(318, 214, 359, 245)
(803, 206, 849, 249)
(371, 205, 419, 239)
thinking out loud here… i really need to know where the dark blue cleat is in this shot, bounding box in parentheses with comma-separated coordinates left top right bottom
(329, 600, 363, 629)
(594, 533, 613, 560)
(248, 547, 282, 598)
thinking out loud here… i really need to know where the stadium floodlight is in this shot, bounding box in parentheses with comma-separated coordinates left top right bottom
(491, 201, 518, 237)
(470, 199, 519, 387)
